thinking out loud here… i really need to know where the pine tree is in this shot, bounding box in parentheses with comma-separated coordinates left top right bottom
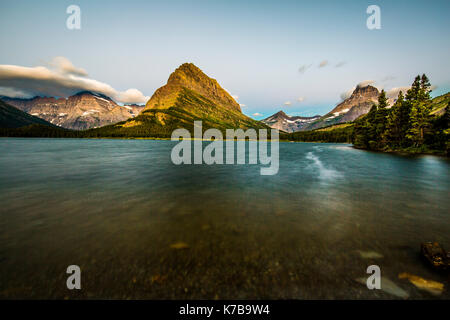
(406, 102, 431, 147)
(366, 104, 378, 149)
(419, 74, 432, 102)
(405, 75, 421, 102)
(406, 74, 433, 147)
(374, 90, 388, 148)
(384, 91, 404, 147)
(353, 117, 369, 148)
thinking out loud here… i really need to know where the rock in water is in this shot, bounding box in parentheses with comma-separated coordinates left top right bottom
(357, 250, 384, 259)
(398, 273, 444, 296)
(356, 277, 409, 299)
(170, 242, 189, 249)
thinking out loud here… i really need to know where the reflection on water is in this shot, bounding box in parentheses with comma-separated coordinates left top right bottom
(0, 138, 449, 299)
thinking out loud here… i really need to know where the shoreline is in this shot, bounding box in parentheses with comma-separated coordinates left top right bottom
(352, 145, 448, 158)
(1, 136, 447, 158)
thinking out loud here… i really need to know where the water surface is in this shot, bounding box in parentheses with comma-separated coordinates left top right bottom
(0, 138, 449, 299)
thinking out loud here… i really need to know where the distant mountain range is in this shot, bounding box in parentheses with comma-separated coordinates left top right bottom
(263, 85, 381, 132)
(261, 111, 321, 132)
(0, 63, 266, 136)
(1, 92, 144, 130)
(1, 62, 448, 139)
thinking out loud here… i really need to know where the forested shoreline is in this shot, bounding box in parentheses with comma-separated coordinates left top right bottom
(352, 75, 449, 156)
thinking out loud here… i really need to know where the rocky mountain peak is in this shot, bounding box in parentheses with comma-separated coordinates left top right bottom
(351, 85, 379, 98)
(145, 63, 241, 113)
(273, 110, 288, 118)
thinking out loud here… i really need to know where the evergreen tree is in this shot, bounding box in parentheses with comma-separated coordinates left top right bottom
(419, 74, 432, 102)
(353, 117, 369, 148)
(365, 104, 378, 149)
(405, 75, 421, 102)
(374, 90, 388, 148)
(407, 100, 431, 146)
(406, 74, 433, 147)
(384, 91, 404, 147)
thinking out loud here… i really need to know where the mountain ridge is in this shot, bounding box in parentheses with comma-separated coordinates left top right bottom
(0, 98, 55, 128)
(262, 111, 321, 132)
(1, 92, 144, 130)
(263, 84, 381, 132)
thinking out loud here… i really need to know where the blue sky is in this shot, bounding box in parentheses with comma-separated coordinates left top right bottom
(0, 0, 449, 118)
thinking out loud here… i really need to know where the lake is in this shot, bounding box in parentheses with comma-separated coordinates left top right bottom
(0, 138, 449, 299)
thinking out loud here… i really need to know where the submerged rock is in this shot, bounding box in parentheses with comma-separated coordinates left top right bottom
(398, 273, 444, 296)
(170, 242, 189, 249)
(357, 250, 384, 259)
(356, 277, 409, 299)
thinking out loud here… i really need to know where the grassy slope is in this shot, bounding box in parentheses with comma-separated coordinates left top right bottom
(430, 92, 450, 115)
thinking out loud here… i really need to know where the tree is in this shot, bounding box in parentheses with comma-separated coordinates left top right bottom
(419, 74, 432, 102)
(407, 101, 432, 146)
(384, 91, 404, 147)
(405, 75, 421, 102)
(374, 90, 388, 148)
(406, 74, 433, 147)
(365, 104, 378, 149)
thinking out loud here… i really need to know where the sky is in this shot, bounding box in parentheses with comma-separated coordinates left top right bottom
(0, 0, 449, 118)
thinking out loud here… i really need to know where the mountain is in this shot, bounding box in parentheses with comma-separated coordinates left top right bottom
(262, 111, 321, 132)
(304, 85, 380, 130)
(84, 63, 268, 137)
(0, 98, 55, 128)
(264, 84, 381, 132)
(1, 92, 144, 130)
(145, 63, 241, 113)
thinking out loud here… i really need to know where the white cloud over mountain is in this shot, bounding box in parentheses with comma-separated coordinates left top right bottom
(0, 57, 149, 104)
(340, 80, 415, 101)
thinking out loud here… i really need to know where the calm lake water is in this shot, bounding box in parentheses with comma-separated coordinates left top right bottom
(0, 138, 449, 299)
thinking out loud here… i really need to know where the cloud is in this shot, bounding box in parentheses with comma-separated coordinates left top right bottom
(335, 61, 346, 68)
(297, 97, 305, 102)
(49, 56, 88, 77)
(386, 86, 410, 99)
(340, 80, 376, 100)
(298, 64, 312, 74)
(0, 87, 34, 99)
(284, 101, 292, 106)
(252, 112, 262, 117)
(0, 57, 149, 104)
(318, 60, 329, 68)
(116, 88, 150, 104)
(356, 80, 375, 88)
